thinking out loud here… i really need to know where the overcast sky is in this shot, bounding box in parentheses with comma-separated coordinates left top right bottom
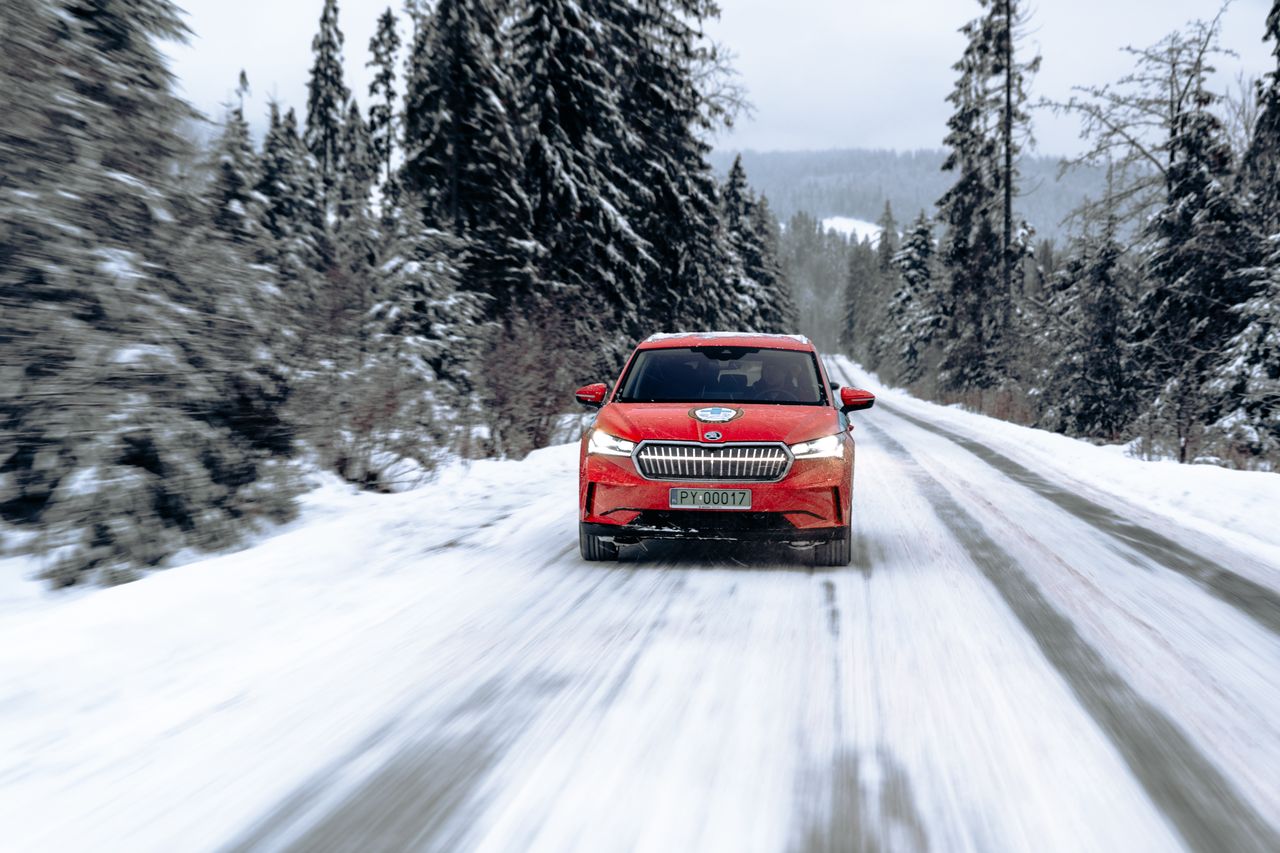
(166, 0, 1276, 157)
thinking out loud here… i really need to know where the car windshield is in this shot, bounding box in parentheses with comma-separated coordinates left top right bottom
(617, 346, 827, 405)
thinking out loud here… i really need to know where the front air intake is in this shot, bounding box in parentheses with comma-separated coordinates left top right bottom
(633, 442, 791, 482)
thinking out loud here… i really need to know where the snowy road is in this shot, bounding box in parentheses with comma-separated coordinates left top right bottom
(3, 360, 1279, 852)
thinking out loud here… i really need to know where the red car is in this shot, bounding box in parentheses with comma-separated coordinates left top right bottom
(574, 333, 875, 566)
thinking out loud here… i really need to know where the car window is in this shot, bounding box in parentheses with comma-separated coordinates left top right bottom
(617, 347, 826, 405)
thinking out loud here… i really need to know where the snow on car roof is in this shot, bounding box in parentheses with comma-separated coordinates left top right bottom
(641, 332, 813, 349)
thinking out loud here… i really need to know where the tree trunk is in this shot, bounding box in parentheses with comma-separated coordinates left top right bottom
(1002, 0, 1014, 309)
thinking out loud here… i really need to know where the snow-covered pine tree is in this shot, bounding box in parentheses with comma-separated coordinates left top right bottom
(613, 0, 737, 334)
(936, 10, 1006, 392)
(1241, 2, 1280, 234)
(720, 155, 768, 330)
(402, 0, 535, 318)
(208, 75, 261, 245)
(325, 101, 378, 349)
(858, 201, 902, 371)
(324, 204, 489, 486)
(1138, 96, 1259, 462)
(1211, 237, 1280, 467)
(367, 7, 402, 197)
(305, 0, 351, 204)
(256, 104, 327, 288)
(750, 195, 798, 332)
(840, 237, 879, 358)
(1, 0, 297, 585)
(511, 0, 652, 356)
(1209, 3, 1280, 467)
(1039, 212, 1138, 440)
(876, 201, 899, 271)
(889, 212, 943, 385)
(337, 101, 376, 224)
(929, 0, 1038, 395)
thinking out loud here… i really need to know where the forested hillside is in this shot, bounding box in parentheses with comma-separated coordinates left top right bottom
(710, 148, 1108, 240)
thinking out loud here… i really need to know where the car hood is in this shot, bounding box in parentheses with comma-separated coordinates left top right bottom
(596, 403, 841, 446)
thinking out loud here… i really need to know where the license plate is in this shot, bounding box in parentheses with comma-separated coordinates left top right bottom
(669, 488, 752, 510)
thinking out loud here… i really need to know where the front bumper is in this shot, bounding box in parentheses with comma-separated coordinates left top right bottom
(581, 517, 849, 544)
(580, 450, 852, 543)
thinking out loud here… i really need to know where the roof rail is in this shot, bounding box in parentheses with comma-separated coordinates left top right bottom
(644, 331, 811, 345)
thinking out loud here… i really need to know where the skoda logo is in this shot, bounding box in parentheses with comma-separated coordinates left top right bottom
(691, 406, 742, 424)
(704, 431, 724, 442)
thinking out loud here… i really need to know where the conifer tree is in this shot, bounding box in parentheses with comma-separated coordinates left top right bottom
(208, 74, 261, 245)
(256, 104, 326, 284)
(1139, 98, 1258, 461)
(1213, 2, 1280, 466)
(1040, 213, 1138, 439)
(720, 156, 767, 329)
(402, 0, 535, 316)
(323, 207, 488, 485)
(719, 159, 795, 334)
(367, 7, 402, 194)
(614, 0, 737, 334)
(321, 101, 378, 363)
(876, 201, 899, 271)
(305, 0, 351, 202)
(750, 195, 798, 332)
(1242, 2, 1280, 233)
(936, 11, 1005, 391)
(889, 212, 942, 384)
(840, 237, 879, 356)
(1211, 239, 1280, 466)
(512, 0, 651, 338)
(372, 208, 486, 392)
(337, 101, 376, 224)
(850, 202, 902, 371)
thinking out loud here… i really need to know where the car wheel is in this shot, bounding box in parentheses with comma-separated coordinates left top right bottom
(814, 527, 852, 567)
(579, 524, 620, 562)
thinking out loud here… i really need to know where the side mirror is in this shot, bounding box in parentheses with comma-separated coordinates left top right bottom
(829, 383, 842, 393)
(575, 382, 608, 409)
(839, 387, 876, 413)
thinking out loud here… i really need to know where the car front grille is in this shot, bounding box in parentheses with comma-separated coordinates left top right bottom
(633, 442, 791, 482)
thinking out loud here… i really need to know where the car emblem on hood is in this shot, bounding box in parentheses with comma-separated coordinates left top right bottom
(703, 431, 724, 441)
(690, 406, 742, 424)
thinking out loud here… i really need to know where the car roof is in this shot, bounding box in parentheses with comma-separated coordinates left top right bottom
(639, 332, 814, 351)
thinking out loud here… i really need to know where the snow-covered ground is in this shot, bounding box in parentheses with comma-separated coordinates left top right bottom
(821, 215, 883, 244)
(1, 362, 1278, 852)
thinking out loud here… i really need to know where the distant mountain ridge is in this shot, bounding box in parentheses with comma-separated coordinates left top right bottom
(711, 148, 1108, 241)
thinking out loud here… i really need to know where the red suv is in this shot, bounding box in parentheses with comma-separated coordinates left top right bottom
(574, 333, 875, 566)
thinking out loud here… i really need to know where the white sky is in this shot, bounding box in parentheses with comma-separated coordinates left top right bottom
(166, 0, 1276, 156)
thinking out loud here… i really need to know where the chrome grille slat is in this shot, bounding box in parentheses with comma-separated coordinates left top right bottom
(634, 442, 791, 482)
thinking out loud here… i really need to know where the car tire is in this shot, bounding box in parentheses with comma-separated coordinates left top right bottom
(814, 527, 852, 567)
(579, 524, 620, 562)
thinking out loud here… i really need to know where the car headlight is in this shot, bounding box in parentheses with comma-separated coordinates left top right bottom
(588, 429, 636, 457)
(789, 434, 843, 459)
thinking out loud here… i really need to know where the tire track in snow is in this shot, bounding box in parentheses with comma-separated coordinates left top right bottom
(219, 561, 632, 853)
(857, 416, 1280, 853)
(877, 400, 1280, 636)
